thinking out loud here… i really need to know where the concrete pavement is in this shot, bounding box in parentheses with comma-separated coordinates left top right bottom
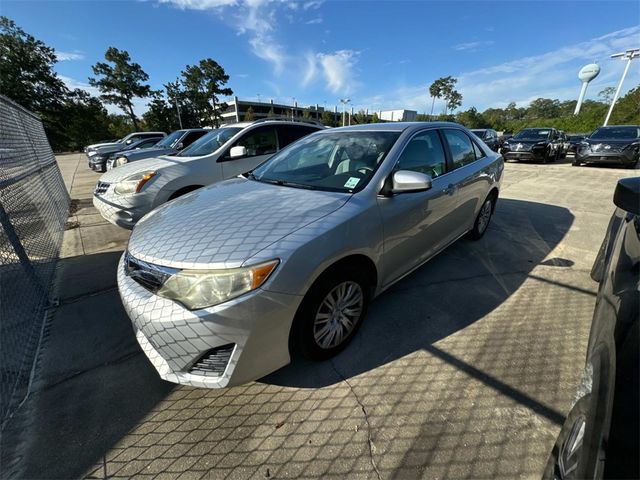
(2, 153, 637, 479)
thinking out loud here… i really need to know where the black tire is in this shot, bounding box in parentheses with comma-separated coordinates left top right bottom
(572, 159, 582, 167)
(167, 185, 202, 201)
(468, 194, 495, 240)
(291, 267, 370, 361)
(624, 159, 638, 169)
(541, 148, 550, 164)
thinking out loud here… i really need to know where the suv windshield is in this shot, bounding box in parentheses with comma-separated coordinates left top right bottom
(513, 129, 550, 141)
(251, 131, 401, 193)
(589, 126, 640, 140)
(178, 127, 242, 157)
(471, 129, 487, 137)
(155, 130, 185, 148)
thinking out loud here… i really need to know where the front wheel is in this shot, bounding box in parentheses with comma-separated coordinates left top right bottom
(469, 196, 495, 240)
(291, 268, 370, 360)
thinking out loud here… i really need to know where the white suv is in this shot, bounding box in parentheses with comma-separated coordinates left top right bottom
(93, 119, 323, 229)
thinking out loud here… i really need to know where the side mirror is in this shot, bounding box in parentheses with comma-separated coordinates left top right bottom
(613, 177, 640, 215)
(176, 142, 184, 150)
(230, 146, 247, 159)
(125, 139, 133, 145)
(391, 170, 432, 194)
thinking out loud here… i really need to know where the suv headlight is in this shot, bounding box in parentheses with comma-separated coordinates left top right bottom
(115, 156, 128, 167)
(114, 171, 157, 195)
(157, 260, 279, 310)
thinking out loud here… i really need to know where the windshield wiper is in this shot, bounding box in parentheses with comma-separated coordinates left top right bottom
(252, 176, 317, 190)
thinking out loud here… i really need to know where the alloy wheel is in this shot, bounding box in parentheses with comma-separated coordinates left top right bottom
(313, 281, 364, 349)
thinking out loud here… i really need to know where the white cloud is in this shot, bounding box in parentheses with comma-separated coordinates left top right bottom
(157, 0, 237, 10)
(316, 50, 359, 94)
(363, 25, 640, 113)
(56, 50, 85, 61)
(303, 0, 323, 9)
(452, 40, 494, 51)
(305, 16, 323, 24)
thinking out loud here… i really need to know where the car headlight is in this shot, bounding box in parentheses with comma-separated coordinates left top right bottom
(114, 171, 157, 195)
(87, 150, 97, 157)
(580, 142, 590, 151)
(115, 156, 128, 167)
(156, 260, 279, 310)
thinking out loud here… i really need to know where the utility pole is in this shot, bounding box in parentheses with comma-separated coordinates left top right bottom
(340, 98, 350, 127)
(604, 48, 639, 126)
(174, 95, 183, 129)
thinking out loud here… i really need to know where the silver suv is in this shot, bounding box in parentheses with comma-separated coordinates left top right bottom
(118, 122, 503, 388)
(93, 119, 323, 229)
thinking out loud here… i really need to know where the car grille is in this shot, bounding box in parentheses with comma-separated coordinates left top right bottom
(189, 344, 236, 377)
(513, 143, 533, 152)
(94, 181, 110, 195)
(123, 251, 177, 293)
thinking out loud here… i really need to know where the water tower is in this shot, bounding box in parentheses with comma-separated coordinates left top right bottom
(574, 63, 600, 114)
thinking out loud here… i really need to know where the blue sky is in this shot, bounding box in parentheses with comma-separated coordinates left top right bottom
(5, 0, 640, 116)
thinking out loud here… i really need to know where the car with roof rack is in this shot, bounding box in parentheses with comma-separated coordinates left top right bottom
(117, 121, 503, 388)
(106, 128, 209, 171)
(93, 118, 324, 229)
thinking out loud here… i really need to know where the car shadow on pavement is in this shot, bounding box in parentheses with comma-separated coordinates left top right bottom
(264, 197, 575, 390)
(5, 198, 580, 480)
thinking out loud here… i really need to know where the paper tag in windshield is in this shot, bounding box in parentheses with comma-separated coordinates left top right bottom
(344, 177, 360, 189)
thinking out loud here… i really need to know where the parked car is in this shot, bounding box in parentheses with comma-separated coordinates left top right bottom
(501, 128, 565, 163)
(93, 119, 323, 229)
(89, 137, 164, 172)
(558, 130, 569, 158)
(545, 176, 639, 480)
(85, 131, 166, 161)
(574, 125, 640, 168)
(566, 134, 587, 155)
(117, 122, 504, 388)
(470, 128, 501, 151)
(106, 128, 209, 171)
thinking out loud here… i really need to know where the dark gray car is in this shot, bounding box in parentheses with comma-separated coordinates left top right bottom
(106, 129, 208, 170)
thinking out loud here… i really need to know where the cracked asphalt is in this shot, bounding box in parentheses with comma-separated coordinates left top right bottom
(2, 153, 638, 479)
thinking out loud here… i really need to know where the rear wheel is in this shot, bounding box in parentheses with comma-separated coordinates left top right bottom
(572, 159, 582, 167)
(469, 195, 495, 240)
(291, 268, 370, 360)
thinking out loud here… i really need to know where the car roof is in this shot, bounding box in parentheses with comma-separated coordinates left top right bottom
(328, 121, 463, 133)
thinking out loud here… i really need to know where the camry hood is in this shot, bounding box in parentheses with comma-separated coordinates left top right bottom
(99, 155, 186, 183)
(127, 178, 350, 269)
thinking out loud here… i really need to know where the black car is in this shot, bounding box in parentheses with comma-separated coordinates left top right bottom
(545, 177, 639, 480)
(574, 125, 640, 168)
(501, 128, 565, 163)
(470, 128, 501, 151)
(89, 136, 163, 172)
(566, 134, 586, 155)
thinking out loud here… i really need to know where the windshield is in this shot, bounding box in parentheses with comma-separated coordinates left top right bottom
(471, 129, 487, 137)
(589, 126, 640, 140)
(178, 127, 242, 157)
(251, 131, 401, 193)
(568, 135, 584, 141)
(513, 129, 550, 141)
(155, 130, 185, 148)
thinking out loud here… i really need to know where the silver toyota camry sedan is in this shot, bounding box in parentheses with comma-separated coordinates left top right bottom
(118, 122, 504, 388)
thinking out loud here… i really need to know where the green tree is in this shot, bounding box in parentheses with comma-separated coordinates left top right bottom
(267, 107, 276, 118)
(609, 85, 640, 124)
(89, 47, 152, 130)
(429, 76, 462, 116)
(598, 87, 616, 104)
(371, 112, 381, 123)
(0, 16, 68, 113)
(321, 110, 335, 126)
(353, 109, 369, 124)
(143, 93, 180, 133)
(455, 107, 486, 128)
(181, 59, 233, 128)
(302, 109, 312, 120)
(244, 106, 255, 121)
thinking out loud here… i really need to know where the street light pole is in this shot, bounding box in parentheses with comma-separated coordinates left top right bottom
(174, 96, 183, 129)
(340, 98, 350, 127)
(604, 48, 639, 126)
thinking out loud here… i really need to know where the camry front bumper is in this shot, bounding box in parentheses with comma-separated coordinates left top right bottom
(117, 254, 302, 388)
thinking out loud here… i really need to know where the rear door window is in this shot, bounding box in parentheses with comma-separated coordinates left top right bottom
(443, 129, 477, 169)
(277, 125, 320, 149)
(394, 129, 447, 178)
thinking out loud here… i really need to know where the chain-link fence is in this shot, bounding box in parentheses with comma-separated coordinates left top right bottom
(0, 95, 70, 427)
